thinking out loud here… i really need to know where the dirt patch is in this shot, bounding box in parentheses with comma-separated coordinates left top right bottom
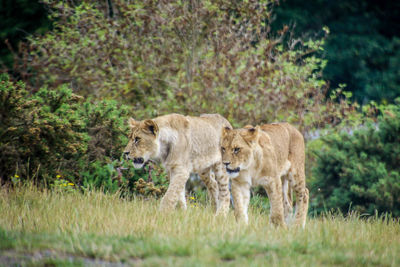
(0, 249, 140, 266)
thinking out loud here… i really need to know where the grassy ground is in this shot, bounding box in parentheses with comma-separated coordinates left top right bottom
(0, 185, 399, 266)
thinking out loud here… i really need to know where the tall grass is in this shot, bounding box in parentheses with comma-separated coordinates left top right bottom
(0, 184, 399, 266)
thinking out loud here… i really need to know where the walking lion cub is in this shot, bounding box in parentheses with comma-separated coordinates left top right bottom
(221, 123, 309, 227)
(124, 113, 232, 215)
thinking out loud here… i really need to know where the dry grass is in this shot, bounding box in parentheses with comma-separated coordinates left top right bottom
(0, 184, 399, 266)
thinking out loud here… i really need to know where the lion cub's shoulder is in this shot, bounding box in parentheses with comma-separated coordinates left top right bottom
(199, 113, 232, 129)
(154, 113, 190, 130)
(260, 122, 303, 145)
(260, 122, 290, 135)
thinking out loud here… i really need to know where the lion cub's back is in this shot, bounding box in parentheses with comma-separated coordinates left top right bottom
(260, 123, 302, 144)
(186, 114, 231, 145)
(199, 113, 232, 130)
(259, 123, 290, 161)
(185, 114, 230, 168)
(260, 122, 305, 165)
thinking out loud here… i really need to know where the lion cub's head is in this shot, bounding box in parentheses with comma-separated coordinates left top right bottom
(123, 118, 159, 169)
(221, 126, 260, 178)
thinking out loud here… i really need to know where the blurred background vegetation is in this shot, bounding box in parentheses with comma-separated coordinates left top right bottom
(272, 0, 400, 103)
(1, 0, 399, 216)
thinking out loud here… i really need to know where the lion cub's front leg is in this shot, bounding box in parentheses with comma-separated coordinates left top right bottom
(213, 162, 231, 216)
(231, 179, 251, 224)
(160, 166, 190, 211)
(261, 176, 286, 227)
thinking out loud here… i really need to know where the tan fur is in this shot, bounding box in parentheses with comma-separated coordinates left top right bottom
(221, 123, 309, 227)
(124, 113, 232, 215)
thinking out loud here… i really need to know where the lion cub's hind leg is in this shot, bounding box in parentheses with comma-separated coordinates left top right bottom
(289, 170, 309, 228)
(294, 186, 309, 228)
(282, 177, 294, 225)
(199, 168, 219, 210)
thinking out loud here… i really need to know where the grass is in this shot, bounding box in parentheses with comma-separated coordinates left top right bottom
(0, 184, 399, 266)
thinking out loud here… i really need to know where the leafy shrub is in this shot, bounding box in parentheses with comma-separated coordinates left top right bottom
(80, 160, 168, 197)
(11, 0, 356, 133)
(0, 74, 87, 183)
(311, 100, 400, 216)
(79, 99, 130, 162)
(0, 74, 167, 196)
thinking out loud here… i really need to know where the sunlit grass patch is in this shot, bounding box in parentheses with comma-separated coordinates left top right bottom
(0, 184, 399, 266)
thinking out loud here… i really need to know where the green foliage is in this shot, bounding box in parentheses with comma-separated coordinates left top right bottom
(80, 160, 168, 197)
(273, 0, 400, 103)
(80, 160, 124, 194)
(10, 0, 356, 132)
(311, 100, 400, 216)
(250, 194, 271, 215)
(0, 74, 166, 196)
(79, 99, 130, 162)
(0, 74, 87, 183)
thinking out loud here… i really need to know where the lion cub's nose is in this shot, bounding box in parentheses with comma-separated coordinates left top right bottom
(223, 161, 230, 167)
(133, 157, 144, 164)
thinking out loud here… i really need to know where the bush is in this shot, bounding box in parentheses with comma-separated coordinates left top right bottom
(80, 159, 168, 198)
(11, 0, 356, 133)
(311, 100, 400, 216)
(0, 74, 168, 195)
(79, 99, 130, 162)
(0, 74, 87, 183)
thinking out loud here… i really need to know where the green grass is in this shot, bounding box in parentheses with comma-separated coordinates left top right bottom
(0, 185, 399, 266)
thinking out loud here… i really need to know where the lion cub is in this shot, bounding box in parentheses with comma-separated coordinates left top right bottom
(124, 113, 232, 215)
(221, 123, 309, 227)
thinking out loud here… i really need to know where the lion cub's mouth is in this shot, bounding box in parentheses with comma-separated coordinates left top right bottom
(131, 157, 156, 169)
(132, 157, 146, 169)
(226, 167, 240, 174)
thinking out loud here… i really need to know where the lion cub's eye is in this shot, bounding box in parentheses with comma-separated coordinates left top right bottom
(234, 147, 240, 154)
(134, 137, 141, 144)
(221, 147, 225, 153)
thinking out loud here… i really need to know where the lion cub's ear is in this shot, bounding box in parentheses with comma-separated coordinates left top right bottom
(129, 118, 138, 128)
(142, 119, 159, 136)
(221, 126, 231, 137)
(243, 124, 254, 129)
(241, 126, 260, 145)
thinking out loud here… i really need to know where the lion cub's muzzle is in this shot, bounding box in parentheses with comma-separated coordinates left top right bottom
(124, 153, 146, 169)
(223, 162, 240, 174)
(123, 151, 144, 165)
(132, 157, 146, 169)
